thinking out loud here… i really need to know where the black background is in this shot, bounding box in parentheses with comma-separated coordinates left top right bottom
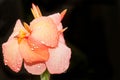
(0, 0, 120, 80)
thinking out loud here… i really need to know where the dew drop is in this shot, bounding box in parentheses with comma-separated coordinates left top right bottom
(31, 44, 36, 48)
(41, 41, 45, 44)
(16, 67, 20, 71)
(34, 46, 39, 49)
(4, 60, 8, 65)
(32, 44, 35, 46)
(31, 45, 39, 51)
(12, 65, 20, 72)
(38, 65, 41, 68)
(31, 48, 34, 51)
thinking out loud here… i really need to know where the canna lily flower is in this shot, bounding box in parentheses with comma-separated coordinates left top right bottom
(2, 4, 71, 75)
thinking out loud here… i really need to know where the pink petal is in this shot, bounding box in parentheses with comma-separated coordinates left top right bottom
(24, 62, 46, 75)
(48, 13, 61, 25)
(2, 39, 23, 72)
(57, 23, 65, 44)
(9, 19, 27, 40)
(59, 33, 65, 44)
(30, 17, 59, 47)
(46, 42, 71, 74)
(57, 23, 63, 31)
(19, 38, 49, 64)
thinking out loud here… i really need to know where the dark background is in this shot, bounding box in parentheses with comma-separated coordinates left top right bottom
(0, 0, 120, 80)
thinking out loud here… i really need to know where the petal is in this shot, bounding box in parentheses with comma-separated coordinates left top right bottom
(57, 23, 63, 31)
(59, 33, 65, 44)
(46, 42, 71, 74)
(48, 13, 61, 25)
(2, 39, 23, 72)
(24, 62, 46, 75)
(57, 23, 65, 44)
(19, 38, 49, 64)
(30, 17, 59, 47)
(9, 19, 27, 40)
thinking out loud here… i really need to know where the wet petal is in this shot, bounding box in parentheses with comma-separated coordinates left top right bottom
(48, 13, 61, 25)
(30, 17, 59, 47)
(24, 62, 46, 75)
(2, 39, 23, 72)
(57, 23, 63, 31)
(9, 19, 27, 40)
(19, 38, 49, 64)
(57, 23, 65, 44)
(59, 33, 65, 44)
(46, 42, 71, 74)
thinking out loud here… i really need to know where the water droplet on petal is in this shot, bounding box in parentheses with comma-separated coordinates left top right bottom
(34, 46, 39, 49)
(31, 48, 34, 51)
(41, 41, 45, 44)
(38, 65, 41, 68)
(16, 67, 20, 71)
(12, 65, 20, 72)
(32, 44, 35, 47)
(4, 60, 8, 65)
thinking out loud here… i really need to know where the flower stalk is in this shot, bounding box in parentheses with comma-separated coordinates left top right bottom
(40, 70, 50, 80)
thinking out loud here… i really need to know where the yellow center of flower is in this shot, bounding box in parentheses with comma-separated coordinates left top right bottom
(15, 22, 32, 44)
(15, 30, 26, 43)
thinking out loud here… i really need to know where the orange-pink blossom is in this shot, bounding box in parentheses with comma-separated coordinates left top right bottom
(2, 4, 71, 75)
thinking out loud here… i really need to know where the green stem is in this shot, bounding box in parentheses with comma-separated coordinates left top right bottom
(40, 70, 50, 80)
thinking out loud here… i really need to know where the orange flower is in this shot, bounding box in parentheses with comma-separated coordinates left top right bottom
(2, 4, 71, 75)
